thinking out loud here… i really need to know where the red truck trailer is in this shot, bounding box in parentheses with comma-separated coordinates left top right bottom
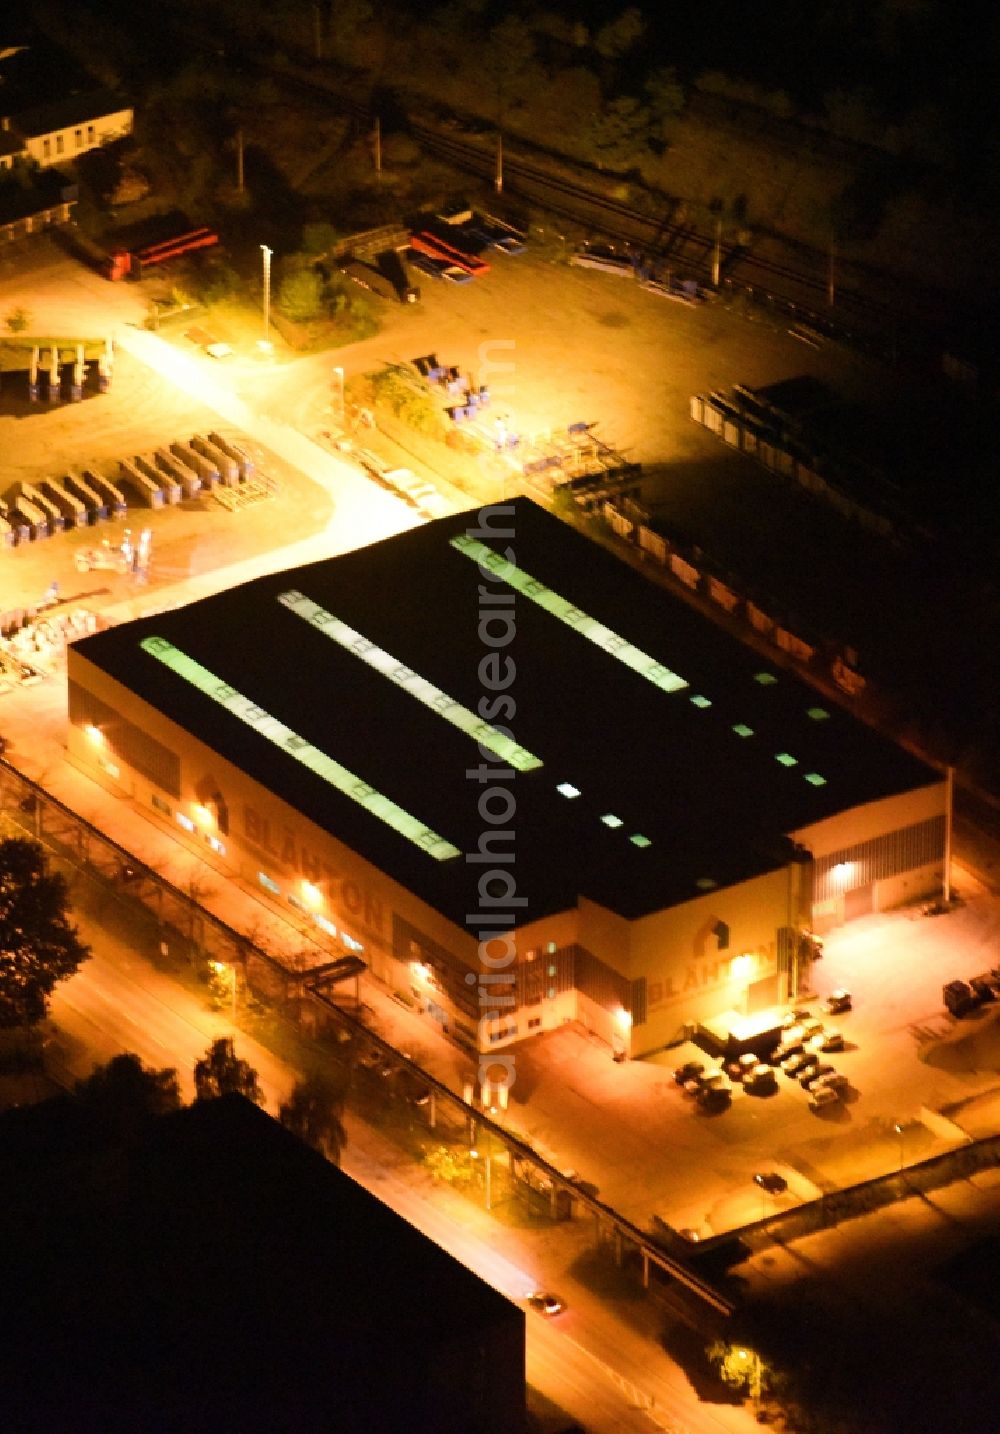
(107, 227, 219, 281)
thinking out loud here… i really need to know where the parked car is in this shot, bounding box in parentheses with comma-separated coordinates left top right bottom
(808, 1085, 842, 1112)
(781, 1052, 813, 1077)
(781, 1008, 812, 1029)
(737, 1052, 760, 1077)
(800, 1018, 825, 1040)
(674, 1060, 705, 1086)
(698, 1082, 732, 1112)
(527, 1292, 564, 1316)
(809, 1071, 850, 1094)
(800, 1061, 834, 1088)
(823, 989, 853, 1015)
(944, 979, 977, 1017)
(807, 1029, 844, 1053)
(754, 1172, 788, 1195)
(970, 976, 996, 1003)
(745, 1064, 778, 1095)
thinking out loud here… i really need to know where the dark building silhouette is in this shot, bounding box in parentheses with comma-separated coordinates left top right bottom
(0, 1093, 525, 1434)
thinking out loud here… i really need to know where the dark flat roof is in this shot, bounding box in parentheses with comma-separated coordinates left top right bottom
(73, 499, 939, 923)
(0, 1095, 519, 1434)
(13, 87, 129, 138)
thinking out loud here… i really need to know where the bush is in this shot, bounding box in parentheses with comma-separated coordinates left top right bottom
(371, 365, 445, 435)
(278, 266, 325, 322)
(4, 307, 31, 334)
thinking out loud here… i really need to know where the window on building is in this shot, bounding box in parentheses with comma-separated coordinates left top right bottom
(547, 964, 557, 977)
(151, 794, 171, 816)
(55, 134, 64, 154)
(87, 124, 95, 142)
(42, 138, 51, 160)
(547, 941, 557, 954)
(175, 812, 195, 833)
(489, 1024, 516, 1044)
(257, 871, 280, 894)
(74, 128, 83, 148)
(528, 1017, 541, 1029)
(547, 987, 556, 1000)
(206, 835, 225, 855)
(712, 920, 730, 951)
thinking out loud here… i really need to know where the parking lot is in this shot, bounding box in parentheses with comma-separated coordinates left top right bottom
(480, 888, 1000, 1238)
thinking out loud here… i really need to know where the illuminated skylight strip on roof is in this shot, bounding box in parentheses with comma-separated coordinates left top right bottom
(138, 636, 461, 861)
(276, 590, 542, 772)
(449, 535, 688, 694)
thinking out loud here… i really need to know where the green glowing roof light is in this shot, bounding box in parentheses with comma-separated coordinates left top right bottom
(276, 590, 541, 772)
(449, 535, 688, 695)
(557, 781, 581, 798)
(630, 833, 652, 848)
(804, 772, 827, 786)
(696, 877, 718, 890)
(690, 694, 712, 709)
(601, 813, 624, 829)
(755, 672, 778, 685)
(732, 723, 754, 738)
(775, 752, 798, 767)
(139, 635, 460, 861)
(807, 707, 830, 721)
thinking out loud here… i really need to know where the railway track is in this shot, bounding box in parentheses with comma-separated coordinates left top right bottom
(405, 119, 898, 327)
(175, 18, 905, 336)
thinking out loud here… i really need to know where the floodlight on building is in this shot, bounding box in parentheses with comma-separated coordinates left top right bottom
(731, 953, 754, 978)
(301, 878, 323, 908)
(85, 723, 103, 745)
(192, 802, 214, 827)
(614, 1007, 632, 1031)
(832, 861, 854, 885)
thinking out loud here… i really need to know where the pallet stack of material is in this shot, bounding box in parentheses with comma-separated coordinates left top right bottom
(12, 492, 48, 540)
(155, 448, 201, 499)
(83, 469, 127, 518)
(171, 441, 218, 490)
(41, 478, 87, 529)
(136, 455, 180, 505)
(208, 431, 253, 480)
(19, 482, 64, 534)
(192, 435, 238, 486)
(119, 458, 164, 510)
(65, 472, 108, 522)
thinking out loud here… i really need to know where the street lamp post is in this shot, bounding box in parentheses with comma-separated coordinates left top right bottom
(260, 244, 273, 351)
(894, 1121, 905, 1172)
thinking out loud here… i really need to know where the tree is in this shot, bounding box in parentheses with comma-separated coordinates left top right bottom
(486, 16, 539, 110)
(279, 1071, 347, 1163)
(423, 1143, 475, 1187)
(75, 1052, 181, 1140)
(194, 1037, 264, 1105)
(0, 838, 90, 1028)
(645, 66, 686, 138)
(594, 6, 645, 60)
(5, 307, 30, 333)
(588, 95, 652, 167)
(708, 1341, 771, 1405)
(278, 266, 325, 322)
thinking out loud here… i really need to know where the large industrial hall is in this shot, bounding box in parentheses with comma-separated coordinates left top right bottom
(67, 499, 947, 1060)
